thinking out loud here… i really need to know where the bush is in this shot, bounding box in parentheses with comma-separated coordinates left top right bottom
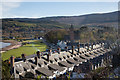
(2, 60, 11, 78)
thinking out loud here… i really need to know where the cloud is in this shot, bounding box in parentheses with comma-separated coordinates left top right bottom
(2, 2, 21, 12)
(1, 0, 23, 18)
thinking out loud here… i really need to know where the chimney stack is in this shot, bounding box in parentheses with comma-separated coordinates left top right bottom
(65, 46, 68, 52)
(36, 51, 40, 59)
(34, 56, 38, 65)
(77, 44, 80, 53)
(47, 54, 50, 61)
(91, 43, 93, 50)
(83, 44, 85, 48)
(72, 46, 75, 54)
(57, 47, 61, 54)
(101, 42, 103, 47)
(21, 54, 26, 62)
(87, 43, 89, 51)
(49, 49, 52, 56)
(10, 56, 15, 74)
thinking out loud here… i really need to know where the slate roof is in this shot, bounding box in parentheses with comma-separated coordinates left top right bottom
(21, 62, 30, 71)
(58, 61, 74, 68)
(66, 58, 80, 65)
(74, 56, 87, 62)
(27, 62, 37, 69)
(48, 64, 66, 72)
(79, 55, 91, 60)
(13, 43, 111, 78)
(84, 53, 95, 59)
(15, 63, 24, 74)
(36, 67, 54, 77)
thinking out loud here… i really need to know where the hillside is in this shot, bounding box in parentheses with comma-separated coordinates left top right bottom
(3, 11, 118, 27)
(39, 11, 118, 27)
(2, 11, 119, 39)
(2, 19, 69, 39)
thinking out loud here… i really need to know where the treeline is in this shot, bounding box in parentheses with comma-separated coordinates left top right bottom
(45, 26, 118, 43)
(45, 29, 68, 43)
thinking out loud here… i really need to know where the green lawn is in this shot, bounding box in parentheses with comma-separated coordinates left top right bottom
(2, 40, 47, 61)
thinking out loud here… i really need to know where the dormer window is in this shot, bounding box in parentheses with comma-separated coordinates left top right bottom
(44, 61, 47, 65)
(63, 56, 66, 59)
(50, 60, 53, 63)
(67, 55, 70, 58)
(19, 64, 22, 67)
(85, 54, 89, 57)
(16, 64, 19, 67)
(77, 53, 79, 55)
(59, 57, 62, 60)
(71, 55, 73, 57)
(89, 53, 92, 55)
(54, 58, 57, 62)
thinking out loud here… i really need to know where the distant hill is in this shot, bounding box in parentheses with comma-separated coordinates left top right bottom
(2, 11, 119, 39)
(3, 11, 118, 28)
(39, 11, 118, 27)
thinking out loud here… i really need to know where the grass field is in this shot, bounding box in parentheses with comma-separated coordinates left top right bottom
(2, 40, 47, 61)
